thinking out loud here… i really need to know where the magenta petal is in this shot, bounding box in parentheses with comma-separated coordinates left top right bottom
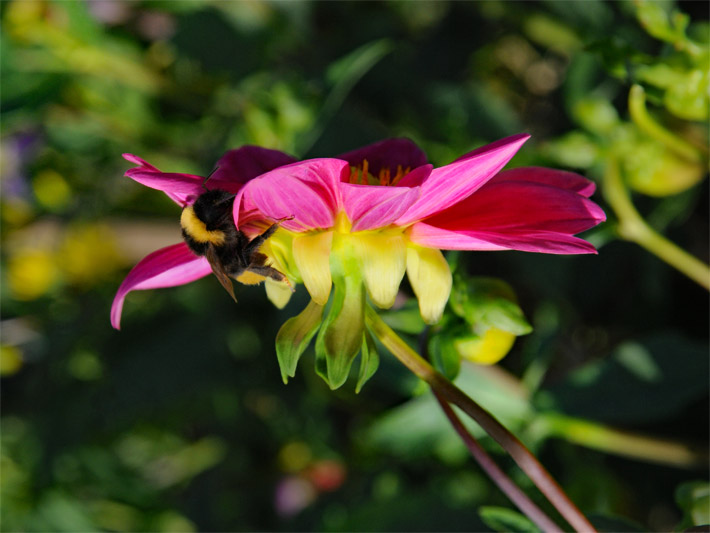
(463, 230, 599, 254)
(396, 134, 530, 225)
(126, 168, 205, 198)
(491, 167, 597, 197)
(240, 159, 347, 231)
(341, 183, 421, 231)
(123, 153, 157, 170)
(453, 134, 531, 162)
(337, 138, 428, 177)
(396, 164, 433, 187)
(111, 243, 212, 329)
(211, 146, 297, 186)
(408, 222, 508, 250)
(123, 155, 204, 206)
(409, 223, 598, 254)
(426, 181, 605, 235)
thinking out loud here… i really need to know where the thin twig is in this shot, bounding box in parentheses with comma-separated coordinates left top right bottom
(366, 307, 596, 533)
(433, 391, 564, 532)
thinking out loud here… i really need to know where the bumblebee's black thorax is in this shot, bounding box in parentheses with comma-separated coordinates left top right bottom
(181, 189, 241, 257)
(180, 188, 288, 290)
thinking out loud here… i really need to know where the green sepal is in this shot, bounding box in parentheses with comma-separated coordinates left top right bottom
(315, 276, 365, 390)
(428, 330, 461, 381)
(356, 328, 380, 393)
(275, 299, 324, 384)
(450, 276, 532, 336)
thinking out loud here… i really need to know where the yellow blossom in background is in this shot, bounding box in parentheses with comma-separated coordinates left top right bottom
(32, 169, 72, 211)
(58, 224, 123, 286)
(0, 345, 24, 376)
(7, 248, 59, 301)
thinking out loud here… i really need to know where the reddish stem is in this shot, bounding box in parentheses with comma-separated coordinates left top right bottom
(434, 391, 564, 533)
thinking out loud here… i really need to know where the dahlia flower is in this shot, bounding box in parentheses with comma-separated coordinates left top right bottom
(233, 134, 603, 319)
(111, 135, 604, 387)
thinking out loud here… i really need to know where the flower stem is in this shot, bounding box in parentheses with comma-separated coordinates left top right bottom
(602, 157, 710, 290)
(366, 307, 597, 533)
(433, 392, 564, 532)
(531, 413, 710, 469)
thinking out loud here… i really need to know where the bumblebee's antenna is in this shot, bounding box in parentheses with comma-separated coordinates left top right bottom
(202, 166, 219, 191)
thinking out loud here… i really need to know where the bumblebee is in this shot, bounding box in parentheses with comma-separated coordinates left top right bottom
(180, 189, 288, 300)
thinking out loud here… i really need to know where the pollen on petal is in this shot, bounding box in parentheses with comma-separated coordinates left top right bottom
(406, 245, 452, 324)
(293, 231, 334, 305)
(236, 271, 267, 285)
(351, 232, 406, 309)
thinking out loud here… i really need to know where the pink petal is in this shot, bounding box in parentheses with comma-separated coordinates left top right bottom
(211, 146, 297, 185)
(453, 134, 529, 162)
(408, 177, 605, 255)
(396, 164, 433, 187)
(123, 152, 205, 207)
(408, 223, 598, 254)
(463, 230, 599, 254)
(408, 222, 507, 250)
(491, 167, 597, 197)
(111, 243, 211, 329)
(125, 168, 206, 207)
(425, 181, 606, 234)
(237, 159, 347, 232)
(122, 153, 158, 170)
(340, 182, 421, 231)
(337, 138, 428, 177)
(395, 134, 530, 225)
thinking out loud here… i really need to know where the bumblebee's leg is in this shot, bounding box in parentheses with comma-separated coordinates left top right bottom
(247, 264, 289, 284)
(244, 223, 280, 255)
(247, 253, 293, 290)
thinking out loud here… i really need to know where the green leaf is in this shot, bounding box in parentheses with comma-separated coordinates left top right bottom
(635, 0, 677, 43)
(676, 481, 710, 529)
(325, 38, 393, 87)
(450, 277, 532, 336)
(356, 329, 380, 393)
(573, 97, 620, 136)
(275, 299, 324, 383)
(542, 131, 600, 169)
(297, 39, 393, 154)
(428, 332, 461, 380)
(540, 333, 709, 424)
(479, 506, 541, 533)
(663, 68, 709, 121)
(381, 300, 426, 335)
(363, 364, 532, 459)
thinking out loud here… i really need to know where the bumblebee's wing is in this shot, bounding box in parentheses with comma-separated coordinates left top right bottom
(205, 245, 237, 302)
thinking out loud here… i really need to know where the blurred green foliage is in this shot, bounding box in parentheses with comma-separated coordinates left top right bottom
(1, 1, 707, 531)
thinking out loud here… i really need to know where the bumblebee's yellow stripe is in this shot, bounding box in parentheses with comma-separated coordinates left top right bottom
(180, 206, 226, 245)
(236, 271, 267, 285)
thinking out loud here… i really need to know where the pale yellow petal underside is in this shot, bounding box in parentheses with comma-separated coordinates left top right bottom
(406, 245, 452, 324)
(352, 232, 406, 309)
(293, 231, 334, 305)
(265, 277, 293, 309)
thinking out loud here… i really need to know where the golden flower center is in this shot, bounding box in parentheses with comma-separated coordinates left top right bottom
(348, 159, 411, 186)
